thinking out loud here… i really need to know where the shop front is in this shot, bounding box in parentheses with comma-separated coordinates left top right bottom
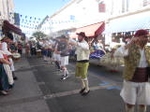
(104, 9, 150, 47)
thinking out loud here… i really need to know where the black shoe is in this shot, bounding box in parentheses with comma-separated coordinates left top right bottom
(81, 90, 90, 96)
(13, 76, 18, 80)
(79, 88, 85, 94)
(9, 84, 14, 89)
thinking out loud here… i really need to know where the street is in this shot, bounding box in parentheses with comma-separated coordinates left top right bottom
(27, 56, 124, 112)
(0, 55, 149, 112)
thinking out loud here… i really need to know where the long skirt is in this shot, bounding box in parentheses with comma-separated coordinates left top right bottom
(3, 64, 14, 85)
(0, 64, 9, 91)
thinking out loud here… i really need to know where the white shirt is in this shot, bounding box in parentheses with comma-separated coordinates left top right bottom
(69, 38, 90, 61)
(0, 50, 4, 58)
(1, 42, 12, 55)
(114, 45, 148, 67)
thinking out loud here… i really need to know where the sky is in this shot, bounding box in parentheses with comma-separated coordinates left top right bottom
(13, 0, 72, 37)
(14, 0, 72, 19)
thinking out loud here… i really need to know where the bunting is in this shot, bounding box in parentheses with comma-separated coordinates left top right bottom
(19, 14, 42, 30)
(8, 12, 77, 36)
(9, 12, 43, 30)
(9, 13, 76, 29)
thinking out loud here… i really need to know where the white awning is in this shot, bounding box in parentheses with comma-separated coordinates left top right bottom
(105, 10, 150, 33)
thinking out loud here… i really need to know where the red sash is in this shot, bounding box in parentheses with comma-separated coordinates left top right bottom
(130, 67, 148, 82)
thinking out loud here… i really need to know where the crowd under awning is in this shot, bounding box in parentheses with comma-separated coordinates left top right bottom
(105, 10, 150, 34)
(70, 21, 105, 38)
(2, 20, 23, 35)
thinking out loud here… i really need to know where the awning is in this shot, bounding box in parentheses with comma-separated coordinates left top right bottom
(105, 10, 150, 33)
(2, 20, 22, 35)
(74, 21, 105, 38)
(95, 22, 105, 36)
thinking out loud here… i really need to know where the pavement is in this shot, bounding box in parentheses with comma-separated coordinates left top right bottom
(0, 55, 50, 112)
(1, 54, 149, 112)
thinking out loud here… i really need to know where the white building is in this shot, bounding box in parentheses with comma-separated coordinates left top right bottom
(38, 0, 106, 38)
(0, 0, 14, 21)
(0, 0, 15, 36)
(104, 0, 150, 46)
(0, 0, 23, 41)
(38, 0, 150, 47)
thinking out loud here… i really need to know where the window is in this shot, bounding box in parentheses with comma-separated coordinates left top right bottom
(143, 0, 150, 6)
(98, 1, 105, 12)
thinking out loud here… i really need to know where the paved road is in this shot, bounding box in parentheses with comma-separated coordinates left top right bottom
(27, 56, 124, 112)
(0, 55, 149, 112)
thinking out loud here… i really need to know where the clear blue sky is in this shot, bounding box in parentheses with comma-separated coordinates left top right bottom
(14, 0, 71, 19)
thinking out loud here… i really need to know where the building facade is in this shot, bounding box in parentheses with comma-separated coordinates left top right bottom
(38, 0, 150, 48)
(0, 0, 23, 41)
(104, 0, 150, 46)
(38, 0, 106, 37)
(0, 0, 15, 36)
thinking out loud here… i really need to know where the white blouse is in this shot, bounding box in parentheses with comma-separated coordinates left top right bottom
(114, 45, 148, 67)
(0, 50, 4, 58)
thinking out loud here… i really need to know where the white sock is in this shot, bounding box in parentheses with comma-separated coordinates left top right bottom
(81, 79, 85, 89)
(125, 105, 134, 112)
(43, 56, 46, 60)
(84, 79, 89, 92)
(66, 69, 69, 75)
(137, 106, 147, 112)
(63, 69, 66, 76)
(63, 68, 68, 76)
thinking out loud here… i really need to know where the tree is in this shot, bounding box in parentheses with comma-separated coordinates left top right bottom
(32, 31, 47, 40)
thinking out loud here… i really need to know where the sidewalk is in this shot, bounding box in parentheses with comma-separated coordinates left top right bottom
(0, 55, 50, 112)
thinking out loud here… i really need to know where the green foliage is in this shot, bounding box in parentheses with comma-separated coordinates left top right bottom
(32, 31, 47, 40)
